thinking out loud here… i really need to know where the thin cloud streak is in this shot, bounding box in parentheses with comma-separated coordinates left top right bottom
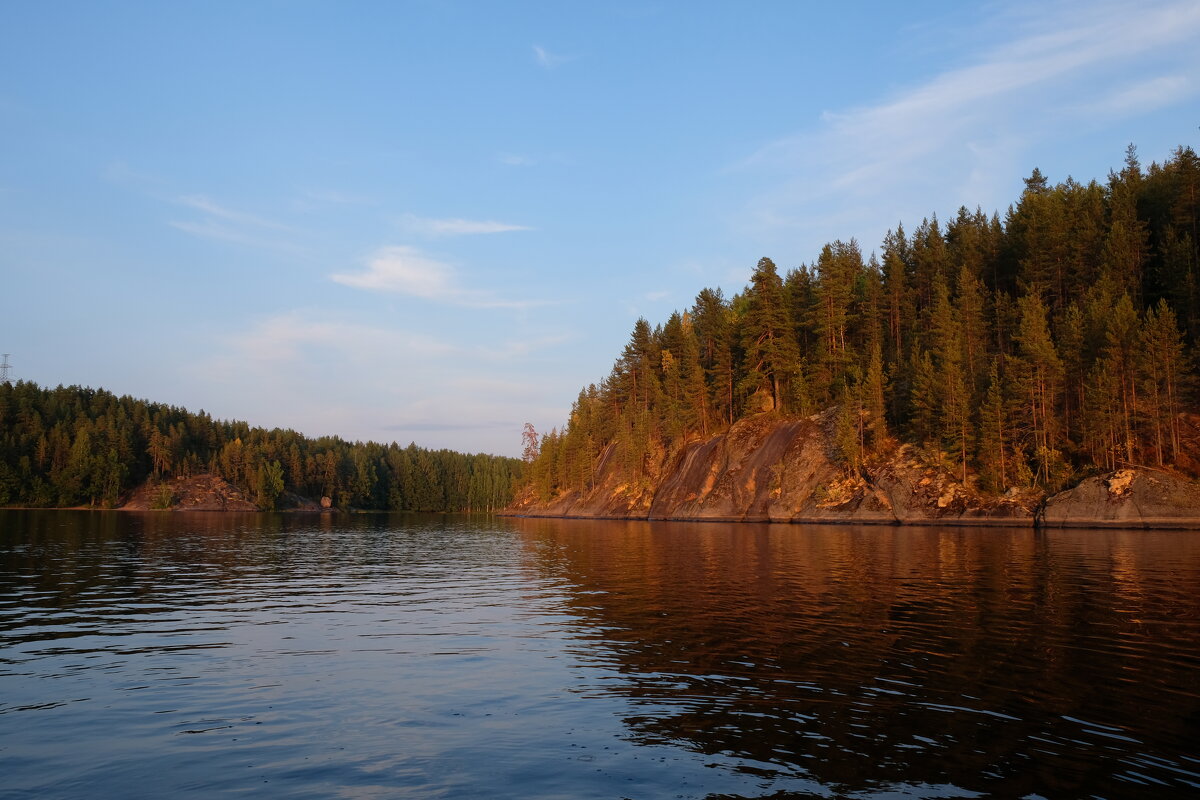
(176, 195, 292, 231)
(167, 220, 303, 254)
(216, 311, 459, 367)
(1081, 75, 1193, 118)
(533, 45, 571, 69)
(397, 213, 533, 237)
(498, 153, 536, 167)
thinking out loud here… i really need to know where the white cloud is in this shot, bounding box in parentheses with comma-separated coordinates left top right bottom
(331, 245, 456, 297)
(533, 44, 570, 69)
(396, 213, 533, 237)
(735, 0, 1200, 254)
(330, 245, 543, 309)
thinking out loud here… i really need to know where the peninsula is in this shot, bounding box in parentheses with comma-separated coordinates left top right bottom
(509, 145, 1200, 528)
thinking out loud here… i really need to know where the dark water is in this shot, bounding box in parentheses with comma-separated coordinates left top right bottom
(2, 512, 1199, 799)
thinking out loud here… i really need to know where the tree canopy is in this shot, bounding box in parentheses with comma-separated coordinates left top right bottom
(0, 382, 521, 511)
(523, 145, 1200, 500)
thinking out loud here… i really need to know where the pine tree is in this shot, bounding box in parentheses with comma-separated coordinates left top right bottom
(1012, 293, 1064, 485)
(692, 287, 736, 427)
(930, 278, 972, 480)
(740, 257, 799, 412)
(977, 359, 1011, 492)
(1139, 299, 1189, 464)
(863, 341, 888, 452)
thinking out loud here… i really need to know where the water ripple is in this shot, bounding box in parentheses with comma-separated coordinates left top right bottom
(2, 511, 1199, 798)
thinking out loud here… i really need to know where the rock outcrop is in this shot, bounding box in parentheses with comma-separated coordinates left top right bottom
(1040, 468, 1200, 528)
(122, 474, 260, 511)
(508, 411, 1037, 525)
(507, 412, 1200, 529)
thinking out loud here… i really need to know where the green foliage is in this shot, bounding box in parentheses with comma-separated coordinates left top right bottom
(151, 482, 175, 510)
(0, 382, 521, 511)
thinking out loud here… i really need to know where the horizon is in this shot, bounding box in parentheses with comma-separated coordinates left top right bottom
(4, 1, 1199, 457)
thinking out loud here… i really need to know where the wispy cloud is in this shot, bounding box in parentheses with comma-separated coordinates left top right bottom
(735, 0, 1200, 253)
(533, 44, 571, 69)
(197, 310, 575, 454)
(220, 311, 458, 366)
(396, 213, 533, 237)
(478, 333, 572, 360)
(382, 420, 507, 433)
(290, 188, 372, 212)
(331, 246, 455, 298)
(176, 195, 291, 231)
(169, 194, 300, 252)
(499, 153, 535, 167)
(167, 220, 302, 254)
(330, 245, 541, 308)
(1081, 74, 1193, 117)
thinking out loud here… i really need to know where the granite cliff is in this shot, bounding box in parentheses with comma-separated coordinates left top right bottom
(507, 411, 1200, 528)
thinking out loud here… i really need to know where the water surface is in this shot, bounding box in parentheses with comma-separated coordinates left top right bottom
(2, 511, 1198, 798)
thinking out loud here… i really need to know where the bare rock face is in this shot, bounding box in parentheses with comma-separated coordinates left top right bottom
(122, 474, 260, 511)
(509, 414, 1200, 528)
(1040, 469, 1200, 528)
(509, 412, 1039, 525)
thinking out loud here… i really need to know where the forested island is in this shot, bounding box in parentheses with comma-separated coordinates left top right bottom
(0, 381, 521, 512)
(510, 145, 1200, 526)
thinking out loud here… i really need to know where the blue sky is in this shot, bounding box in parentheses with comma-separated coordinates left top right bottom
(3, 1, 1198, 457)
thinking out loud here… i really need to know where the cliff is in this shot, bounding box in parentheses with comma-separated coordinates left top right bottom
(507, 411, 1200, 529)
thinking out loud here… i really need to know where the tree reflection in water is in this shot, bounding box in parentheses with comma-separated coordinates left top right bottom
(515, 517, 1200, 798)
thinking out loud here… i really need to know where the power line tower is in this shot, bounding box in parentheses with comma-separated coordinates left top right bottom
(0, 354, 11, 384)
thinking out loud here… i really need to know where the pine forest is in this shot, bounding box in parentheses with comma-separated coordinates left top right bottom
(0, 381, 521, 511)
(521, 145, 1200, 503)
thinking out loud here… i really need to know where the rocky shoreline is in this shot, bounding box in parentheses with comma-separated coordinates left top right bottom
(505, 412, 1200, 530)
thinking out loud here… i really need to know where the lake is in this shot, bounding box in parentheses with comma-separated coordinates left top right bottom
(1, 511, 1198, 798)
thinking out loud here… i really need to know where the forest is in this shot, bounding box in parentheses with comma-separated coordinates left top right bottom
(0, 381, 521, 511)
(522, 145, 1200, 502)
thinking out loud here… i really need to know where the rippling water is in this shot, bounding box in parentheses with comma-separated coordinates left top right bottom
(2, 511, 1199, 798)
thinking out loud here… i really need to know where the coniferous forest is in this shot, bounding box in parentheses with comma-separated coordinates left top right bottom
(522, 145, 1200, 502)
(0, 381, 521, 511)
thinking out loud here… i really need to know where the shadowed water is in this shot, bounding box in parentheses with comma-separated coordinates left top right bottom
(1, 511, 1198, 798)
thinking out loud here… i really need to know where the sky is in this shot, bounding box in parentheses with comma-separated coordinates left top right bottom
(2, 1, 1198, 457)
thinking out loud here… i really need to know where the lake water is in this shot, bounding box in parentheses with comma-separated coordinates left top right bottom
(2, 511, 1199, 799)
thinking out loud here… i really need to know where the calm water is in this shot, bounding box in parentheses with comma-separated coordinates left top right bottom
(2, 512, 1199, 799)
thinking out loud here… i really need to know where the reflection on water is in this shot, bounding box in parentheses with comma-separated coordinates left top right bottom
(2, 511, 1199, 798)
(514, 518, 1200, 798)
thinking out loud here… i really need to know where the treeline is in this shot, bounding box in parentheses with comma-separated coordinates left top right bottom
(0, 381, 521, 510)
(525, 145, 1200, 500)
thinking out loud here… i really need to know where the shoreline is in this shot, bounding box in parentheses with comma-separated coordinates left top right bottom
(502, 511, 1200, 530)
(6, 506, 1196, 531)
